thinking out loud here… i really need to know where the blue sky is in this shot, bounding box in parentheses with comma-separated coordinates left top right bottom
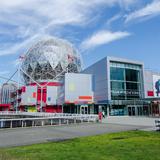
(0, 0, 160, 84)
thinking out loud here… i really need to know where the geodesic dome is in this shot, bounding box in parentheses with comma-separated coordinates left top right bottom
(21, 37, 82, 84)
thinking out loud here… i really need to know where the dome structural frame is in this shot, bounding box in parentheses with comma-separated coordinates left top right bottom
(21, 36, 82, 84)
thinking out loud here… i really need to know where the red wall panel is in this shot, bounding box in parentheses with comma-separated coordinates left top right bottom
(147, 91, 154, 97)
(45, 106, 62, 113)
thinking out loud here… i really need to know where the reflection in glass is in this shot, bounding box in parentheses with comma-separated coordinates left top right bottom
(110, 62, 142, 100)
(125, 69, 140, 82)
(110, 67, 124, 80)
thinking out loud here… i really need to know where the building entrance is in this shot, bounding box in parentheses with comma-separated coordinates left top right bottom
(128, 106, 135, 116)
(80, 105, 88, 114)
(128, 105, 149, 116)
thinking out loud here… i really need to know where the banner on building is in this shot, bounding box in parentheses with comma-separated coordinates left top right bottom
(153, 75, 160, 97)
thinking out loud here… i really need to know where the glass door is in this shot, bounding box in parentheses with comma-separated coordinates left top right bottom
(128, 106, 135, 116)
(80, 105, 88, 114)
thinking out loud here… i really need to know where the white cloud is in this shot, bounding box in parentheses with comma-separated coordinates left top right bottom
(0, 0, 138, 56)
(0, 0, 137, 29)
(125, 0, 160, 23)
(118, 0, 138, 9)
(0, 34, 43, 56)
(81, 30, 131, 50)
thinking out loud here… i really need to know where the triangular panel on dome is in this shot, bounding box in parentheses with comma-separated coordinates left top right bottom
(67, 63, 78, 73)
(34, 63, 42, 81)
(27, 64, 33, 74)
(55, 63, 63, 76)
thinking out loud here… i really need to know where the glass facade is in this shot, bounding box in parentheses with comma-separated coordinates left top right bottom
(110, 61, 143, 100)
(110, 105, 128, 116)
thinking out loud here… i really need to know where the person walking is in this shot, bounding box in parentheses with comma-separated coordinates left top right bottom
(102, 110, 105, 118)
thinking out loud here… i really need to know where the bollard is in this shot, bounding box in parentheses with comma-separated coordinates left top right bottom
(59, 119, 61, 125)
(41, 120, 43, 126)
(35, 121, 36, 127)
(10, 121, 12, 128)
(74, 118, 76, 124)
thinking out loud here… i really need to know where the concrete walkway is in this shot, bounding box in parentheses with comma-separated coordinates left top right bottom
(0, 123, 146, 148)
(102, 116, 160, 131)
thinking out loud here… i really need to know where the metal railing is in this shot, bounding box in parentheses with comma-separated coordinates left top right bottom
(0, 111, 99, 129)
(0, 111, 98, 118)
(155, 120, 160, 131)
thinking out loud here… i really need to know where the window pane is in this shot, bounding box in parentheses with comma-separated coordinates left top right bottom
(126, 82, 139, 90)
(111, 82, 125, 100)
(110, 67, 124, 80)
(111, 81, 124, 90)
(125, 69, 139, 82)
(126, 82, 140, 99)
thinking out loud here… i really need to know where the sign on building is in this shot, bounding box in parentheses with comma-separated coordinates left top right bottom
(153, 75, 160, 97)
(21, 86, 37, 105)
(65, 73, 94, 104)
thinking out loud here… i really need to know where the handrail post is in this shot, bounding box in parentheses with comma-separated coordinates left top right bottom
(10, 120, 12, 128)
(51, 119, 53, 126)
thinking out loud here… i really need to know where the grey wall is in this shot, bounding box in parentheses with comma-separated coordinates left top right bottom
(83, 57, 108, 103)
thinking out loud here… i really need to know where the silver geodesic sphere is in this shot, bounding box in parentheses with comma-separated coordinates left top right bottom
(21, 37, 82, 84)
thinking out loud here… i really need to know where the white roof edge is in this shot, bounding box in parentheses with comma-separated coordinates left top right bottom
(107, 56, 144, 66)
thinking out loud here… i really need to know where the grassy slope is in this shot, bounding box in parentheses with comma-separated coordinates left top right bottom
(0, 131, 160, 160)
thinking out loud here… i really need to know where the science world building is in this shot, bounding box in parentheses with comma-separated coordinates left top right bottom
(0, 36, 159, 116)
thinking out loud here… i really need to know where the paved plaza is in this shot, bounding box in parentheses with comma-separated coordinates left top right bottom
(102, 116, 159, 130)
(0, 116, 159, 148)
(0, 122, 147, 148)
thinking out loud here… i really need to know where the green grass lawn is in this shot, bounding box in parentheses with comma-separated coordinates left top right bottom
(0, 131, 160, 160)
